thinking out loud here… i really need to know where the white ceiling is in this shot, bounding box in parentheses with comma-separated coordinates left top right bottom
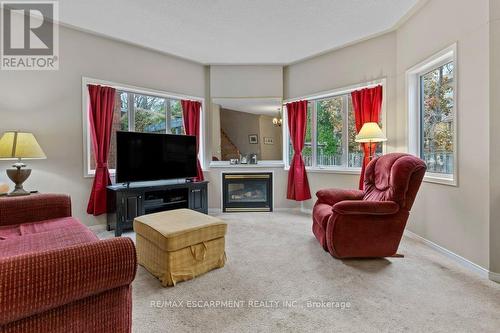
(213, 98, 282, 116)
(58, 0, 419, 65)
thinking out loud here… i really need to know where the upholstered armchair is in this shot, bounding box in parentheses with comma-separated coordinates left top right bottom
(312, 153, 426, 258)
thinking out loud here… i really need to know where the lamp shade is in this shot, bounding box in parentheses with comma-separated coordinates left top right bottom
(355, 122, 387, 143)
(0, 131, 46, 160)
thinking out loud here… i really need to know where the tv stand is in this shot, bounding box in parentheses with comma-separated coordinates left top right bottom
(107, 180, 208, 237)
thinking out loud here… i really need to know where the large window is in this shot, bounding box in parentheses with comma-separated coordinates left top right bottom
(286, 81, 385, 171)
(407, 44, 457, 185)
(83, 79, 202, 177)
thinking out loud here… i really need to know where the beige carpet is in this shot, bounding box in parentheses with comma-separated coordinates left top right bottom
(98, 211, 500, 333)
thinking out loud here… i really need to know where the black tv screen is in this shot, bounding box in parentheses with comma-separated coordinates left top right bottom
(115, 131, 197, 183)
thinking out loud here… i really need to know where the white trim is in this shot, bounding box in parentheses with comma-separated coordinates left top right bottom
(208, 208, 222, 215)
(404, 230, 490, 279)
(210, 161, 284, 168)
(81, 76, 205, 178)
(406, 43, 458, 187)
(489, 271, 500, 283)
(283, 78, 387, 171)
(283, 78, 386, 104)
(300, 203, 312, 215)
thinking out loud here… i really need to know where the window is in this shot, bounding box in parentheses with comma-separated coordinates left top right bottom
(407, 44, 457, 185)
(285, 81, 385, 171)
(83, 78, 203, 177)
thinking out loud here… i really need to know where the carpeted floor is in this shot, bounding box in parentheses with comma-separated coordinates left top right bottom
(98, 211, 500, 333)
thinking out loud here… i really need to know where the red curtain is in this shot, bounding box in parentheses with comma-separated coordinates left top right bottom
(181, 100, 204, 181)
(351, 85, 383, 190)
(286, 101, 311, 201)
(87, 85, 116, 215)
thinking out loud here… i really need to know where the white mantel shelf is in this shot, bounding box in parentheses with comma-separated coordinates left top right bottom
(209, 162, 285, 169)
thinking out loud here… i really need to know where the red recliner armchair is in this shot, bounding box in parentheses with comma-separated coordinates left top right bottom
(312, 153, 426, 258)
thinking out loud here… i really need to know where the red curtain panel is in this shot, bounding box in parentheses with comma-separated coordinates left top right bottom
(181, 100, 204, 181)
(286, 100, 311, 201)
(87, 85, 116, 215)
(351, 85, 383, 190)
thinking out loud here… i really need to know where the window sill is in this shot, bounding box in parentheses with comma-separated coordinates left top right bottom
(209, 161, 285, 169)
(423, 174, 457, 187)
(284, 166, 361, 175)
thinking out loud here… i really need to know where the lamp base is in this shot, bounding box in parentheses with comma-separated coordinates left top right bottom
(6, 168, 31, 196)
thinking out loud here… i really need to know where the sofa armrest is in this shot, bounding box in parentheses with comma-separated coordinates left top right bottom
(0, 237, 137, 325)
(332, 200, 399, 215)
(316, 189, 364, 206)
(0, 194, 72, 227)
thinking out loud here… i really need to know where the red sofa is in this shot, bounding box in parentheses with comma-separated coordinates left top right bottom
(0, 194, 137, 333)
(313, 153, 426, 258)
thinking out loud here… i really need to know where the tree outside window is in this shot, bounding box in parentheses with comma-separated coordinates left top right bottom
(420, 61, 454, 175)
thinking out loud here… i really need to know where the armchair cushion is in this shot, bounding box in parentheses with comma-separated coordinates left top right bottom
(315, 189, 364, 206)
(332, 200, 399, 215)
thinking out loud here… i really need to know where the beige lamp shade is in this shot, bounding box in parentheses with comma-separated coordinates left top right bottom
(0, 131, 46, 160)
(355, 122, 387, 143)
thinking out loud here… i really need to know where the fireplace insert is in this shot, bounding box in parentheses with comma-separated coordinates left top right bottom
(222, 173, 273, 212)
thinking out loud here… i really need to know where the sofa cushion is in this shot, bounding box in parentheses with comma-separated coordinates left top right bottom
(0, 217, 98, 258)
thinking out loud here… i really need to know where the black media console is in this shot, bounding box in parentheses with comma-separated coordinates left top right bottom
(106, 180, 208, 236)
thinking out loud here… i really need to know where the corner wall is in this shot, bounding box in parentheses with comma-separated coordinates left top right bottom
(0, 25, 206, 226)
(284, 0, 494, 272)
(396, 0, 490, 269)
(284, 32, 397, 211)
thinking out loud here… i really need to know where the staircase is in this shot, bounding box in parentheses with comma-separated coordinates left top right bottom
(221, 129, 240, 160)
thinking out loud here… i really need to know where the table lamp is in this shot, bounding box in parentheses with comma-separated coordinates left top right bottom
(0, 131, 46, 196)
(355, 122, 387, 160)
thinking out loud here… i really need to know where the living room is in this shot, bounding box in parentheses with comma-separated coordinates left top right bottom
(0, 0, 499, 332)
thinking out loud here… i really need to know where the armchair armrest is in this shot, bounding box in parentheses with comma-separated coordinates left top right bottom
(316, 189, 364, 206)
(333, 200, 399, 215)
(0, 237, 137, 325)
(0, 194, 72, 227)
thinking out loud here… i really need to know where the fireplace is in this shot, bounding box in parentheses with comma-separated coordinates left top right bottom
(222, 173, 273, 212)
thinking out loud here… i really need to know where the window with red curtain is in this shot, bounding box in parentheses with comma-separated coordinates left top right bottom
(351, 85, 383, 189)
(87, 84, 116, 216)
(286, 100, 311, 201)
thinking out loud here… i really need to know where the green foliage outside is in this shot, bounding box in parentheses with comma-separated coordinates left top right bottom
(118, 92, 183, 133)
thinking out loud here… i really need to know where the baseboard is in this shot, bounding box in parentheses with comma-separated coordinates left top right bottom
(300, 202, 312, 215)
(208, 208, 222, 214)
(404, 230, 496, 281)
(88, 224, 106, 232)
(489, 271, 500, 283)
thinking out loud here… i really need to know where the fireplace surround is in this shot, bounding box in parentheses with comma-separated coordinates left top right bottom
(222, 172, 273, 212)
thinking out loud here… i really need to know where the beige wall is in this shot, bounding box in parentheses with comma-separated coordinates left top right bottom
(210, 65, 283, 98)
(0, 25, 206, 226)
(284, 32, 397, 210)
(259, 115, 283, 160)
(396, 0, 490, 269)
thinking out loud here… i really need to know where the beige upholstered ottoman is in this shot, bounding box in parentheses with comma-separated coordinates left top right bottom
(133, 209, 227, 286)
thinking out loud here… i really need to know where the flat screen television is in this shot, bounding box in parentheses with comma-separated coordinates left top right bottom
(115, 131, 197, 183)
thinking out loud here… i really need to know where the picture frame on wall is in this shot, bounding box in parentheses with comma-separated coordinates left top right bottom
(249, 134, 258, 144)
(264, 137, 274, 145)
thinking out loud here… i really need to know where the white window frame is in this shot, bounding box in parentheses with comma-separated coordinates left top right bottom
(82, 77, 205, 178)
(283, 79, 387, 174)
(406, 43, 458, 186)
